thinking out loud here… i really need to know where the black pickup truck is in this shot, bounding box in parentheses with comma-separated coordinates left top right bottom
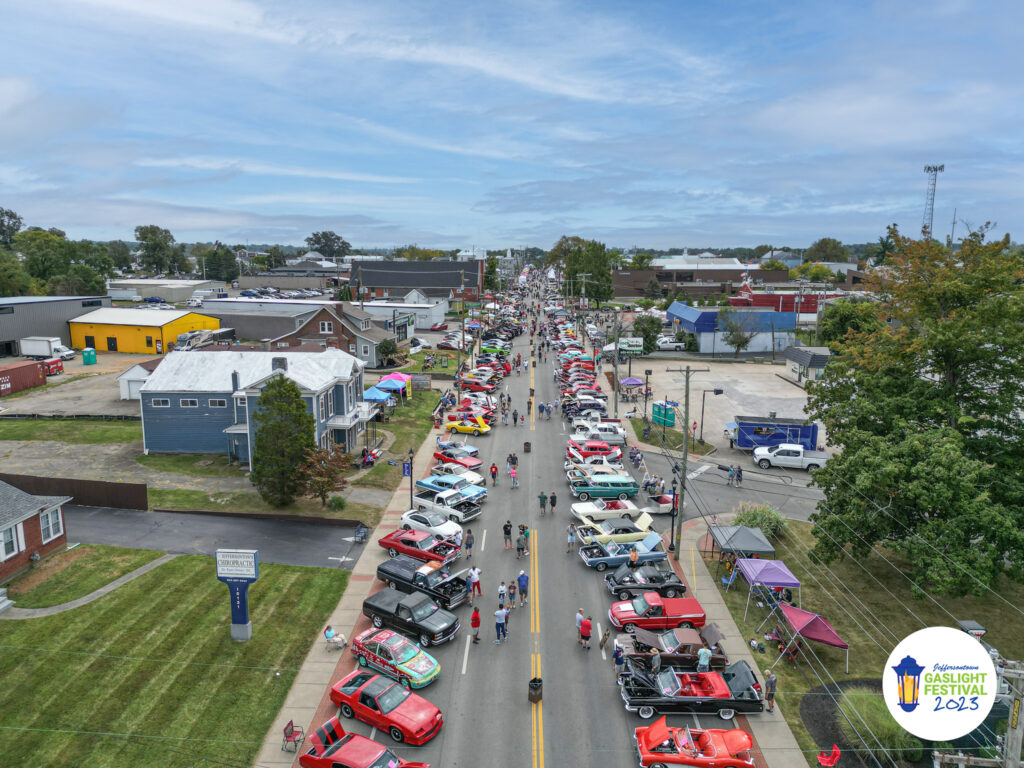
(376, 555, 469, 609)
(362, 590, 460, 648)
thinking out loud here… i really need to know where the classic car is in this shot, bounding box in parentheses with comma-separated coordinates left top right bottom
(379, 529, 460, 564)
(351, 628, 441, 689)
(435, 438, 480, 456)
(400, 509, 463, 539)
(646, 493, 677, 514)
(579, 531, 667, 571)
(429, 322, 449, 331)
(455, 379, 495, 393)
(565, 452, 625, 473)
(575, 514, 656, 545)
(620, 660, 763, 720)
(330, 671, 444, 745)
(617, 626, 729, 671)
(433, 447, 483, 471)
(430, 462, 485, 486)
(607, 591, 707, 632)
(565, 439, 622, 460)
(363, 590, 460, 647)
(416, 474, 487, 503)
(437, 339, 463, 351)
(605, 562, 686, 600)
(566, 466, 626, 486)
(447, 417, 491, 436)
(570, 497, 641, 521)
(299, 716, 431, 767)
(633, 716, 754, 767)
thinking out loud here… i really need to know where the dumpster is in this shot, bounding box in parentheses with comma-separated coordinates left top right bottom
(528, 677, 542, 703)
(82, 348, 97, 365)
(524, 442, 531, 453)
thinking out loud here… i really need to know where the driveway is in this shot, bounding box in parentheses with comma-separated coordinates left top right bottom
(0, 371, 139, 417)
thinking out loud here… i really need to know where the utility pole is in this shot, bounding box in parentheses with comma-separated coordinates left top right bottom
(671, 365, 709, 558)
(612, 312, 622, 418)
(456, 270, 465, 375)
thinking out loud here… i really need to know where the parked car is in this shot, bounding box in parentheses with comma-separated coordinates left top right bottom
(607, 591, 707, 632)
(400, 508, 463, 539)
(433, 447, 483, 471)
(751, 443, 829, 471)
(447, 418, 491, 436)
(618, 626, 728, 671)
(619, 660, 764, 720)
(376, 556, 469, 610)
(565, 439, 622, 460)
(350, 628, 440, 689)
(416, 474, 487, 504)
(299, 715, 431, 767)
(579, 532, 667, 571)
(575, 513, 656, 545)
(568, 474, 639, 502)
(330, 671, 443, 745)
(656, 335, 688, 351)
(143, 295, 166, 303)
(570, 497, 641, 521)
(604, 562, 686, 600)
(429, 322, 449, 331)
(378, 529, 460, 564)
(362, 589, 459, 648)
(430, 462, 485, 487)
(633, 716, 754, 767)
(435, 439, 480, 456)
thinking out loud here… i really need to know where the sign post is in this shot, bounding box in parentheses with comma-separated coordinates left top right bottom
(216, 549, 259, 642)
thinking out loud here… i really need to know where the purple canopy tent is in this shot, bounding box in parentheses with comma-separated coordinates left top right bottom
(621, 376, 644, 386)
(770, 603, 849, 673)
(732, 558, 802, 619)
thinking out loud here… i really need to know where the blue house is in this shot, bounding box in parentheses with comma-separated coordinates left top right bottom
(666, 302, 797, 354)
(139, 348, 375, 463)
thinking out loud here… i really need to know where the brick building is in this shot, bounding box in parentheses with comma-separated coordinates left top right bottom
(350, 260, 483, 301)
(0, 480, 70, 583)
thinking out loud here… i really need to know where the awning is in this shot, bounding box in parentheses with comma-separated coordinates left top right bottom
(770, 603, 850, 673)
(621, 376, 643, 386)
(375, 379, 406, 391)
(705, 525, 776, 557)
(363, 386, 390, 403)
(735, 558, 802, 619)
(380, 372, 412, 382)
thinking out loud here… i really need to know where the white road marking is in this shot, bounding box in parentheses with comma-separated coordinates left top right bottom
(687, 465, 710, 480)
(327, 556, 354, 564)
(462, 634, 471, 674)
(597, 621, 607, 660)
(480, 529, 487, 552)
(370, 727, 377, 740)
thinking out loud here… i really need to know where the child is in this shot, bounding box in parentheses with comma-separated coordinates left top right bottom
(507, 579, 517, 610)
(498, 581, 507, 608)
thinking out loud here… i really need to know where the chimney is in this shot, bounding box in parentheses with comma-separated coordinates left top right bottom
(272, 357, 288, 372)
(231, 370, 239, 392)
(261, 338, 270, 351)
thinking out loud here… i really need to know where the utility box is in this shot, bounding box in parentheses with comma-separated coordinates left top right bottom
(652, 401, 676, 427)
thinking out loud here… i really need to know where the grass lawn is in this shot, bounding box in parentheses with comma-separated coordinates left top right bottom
(401, 349, 459, 374)
(147, 489, 383, 525)
(350, 391, 442, 492)
(0, 418, 142, 444)
(629, 418, 715, 455)
(6, 544, 163, 608)
(710, 520, 1024, 765)
(0, 555, 347, 768)
(136, 453, 249, 477)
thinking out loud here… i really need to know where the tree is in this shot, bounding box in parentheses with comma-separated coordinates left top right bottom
(552, 236, 614, 307)
(803, 237, 851, 264)
(761, 257, 787, 272)
(300, 445, 350, 505)
(717, 307, 758, 357)
(377, 339, 400, 367)
(484, 255, 499, 291)
(629, 252, 655, 270)
(546, 235, 586, 267)
(0, 253, 34, 296)
(47, 264, 105, 296)
(251, 376, 316, 507)
(216, 247, 239, 282)
(68, 240, 114, 277)
(752, 244, 773, 258)
(816, 298, 881, 345)
(15, 230, 71, 281)
(863, 233, 896, 266)
(305, 231, 351, 260)
(806, 224, 1024, 596)
(134, 225, 176, 273)
(0, 208, 23, 246)
(107, 240, 132, 271)
(644, 277, 663, 299)
(632, 315, 661, 354)
(790, 262, 839, 282)
(266, 246, 286, 269)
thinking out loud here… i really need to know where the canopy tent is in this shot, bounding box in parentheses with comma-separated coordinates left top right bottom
(769, 603, 849, 673)
(465, 320, 483, 329)
(732, 558, 802, 618)
(620, 376, 644, 386)
(362, 386, 391, 403)
(703, 525, 776, 557)
(375, 377, 407, 404)
(380, 373, 412, 382)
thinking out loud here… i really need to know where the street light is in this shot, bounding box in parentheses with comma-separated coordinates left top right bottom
(643, 369, 653, 419)
(408, 448, 415, 510)
(699, 388, 724, 443)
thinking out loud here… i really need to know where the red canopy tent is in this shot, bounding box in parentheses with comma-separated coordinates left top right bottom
(772, 603, 849, 673)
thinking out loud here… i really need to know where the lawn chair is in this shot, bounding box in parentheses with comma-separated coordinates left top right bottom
(817, 744, 841, 766)
(281, 719, 305, 752)
(324, 626, 347, 652)
(721, 570, 738, 588)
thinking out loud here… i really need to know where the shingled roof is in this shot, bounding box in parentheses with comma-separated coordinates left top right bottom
(0, 480, 72, 530)
(351, 260, 480, 289)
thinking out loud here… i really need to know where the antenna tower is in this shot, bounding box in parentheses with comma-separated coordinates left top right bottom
(922, 164, 944, 238)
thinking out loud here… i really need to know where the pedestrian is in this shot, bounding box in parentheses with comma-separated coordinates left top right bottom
(506, 454, 512, 475)
(520, 413, 526, 426)
(612, 641, 625, 679)
(490, 464, 498, 486)
(538, 491, 548, 515)
(515, 531, 526, 559)
(537, 401, 543, 419)
(510, 466, 518, 488)
(628, 546, 640, 569)
(576, 608, 585, 644)
(735, 467, 743, 488)
(696, 644, 713, 673)
(523, 525, 530, 555)
(507, 579, 516, 611)
(511, 453, 518, 471)
(765, 670, 778, 712)
(554, 398, 559, 412)
(453, 530, 463, 549)
(503, 520, 513, 549)
(649, 649, 662, 673)
(471, 607, 481, 644)
(567, 523, 576, 553)
(512, 409, 519, 426)
(580, 615, 593, 650)
(517, 570, 528, 606)
(465, 528, 474, 559)
(549, 491, 557, 515)
(659, 477, 666, 495)
(494, 606, 508, 643)
(502, 410, 509, 426)
(727, 465, 736, 486)
(468, 566, 482, 600)
(498, 581, 507, 608)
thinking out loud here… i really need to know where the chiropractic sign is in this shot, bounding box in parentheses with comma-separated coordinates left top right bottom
(216, 549, 259, 642)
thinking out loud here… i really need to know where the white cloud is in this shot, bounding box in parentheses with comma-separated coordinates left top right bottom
(135, 156, 420, 184)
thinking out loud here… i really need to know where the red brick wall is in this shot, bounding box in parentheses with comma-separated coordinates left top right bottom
(0, 511, 67, 583)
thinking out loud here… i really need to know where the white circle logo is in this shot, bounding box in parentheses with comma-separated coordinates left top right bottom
(882, 626, 997, 741)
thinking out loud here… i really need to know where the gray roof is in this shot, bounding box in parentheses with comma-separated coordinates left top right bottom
(0, 295, 108, 306)
(784, 346, 832, 368)
(0, 480, 71, 529)
(140, 348, 362, 394)
(708, 525, 775, 556)
(352, 260, 479, 289)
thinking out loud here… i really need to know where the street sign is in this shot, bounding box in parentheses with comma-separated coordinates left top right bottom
(402, 462, 412, 477)
(215, 549, 259, 642)
(619, 337, 643, 354)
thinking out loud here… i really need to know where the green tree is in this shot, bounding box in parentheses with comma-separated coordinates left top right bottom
(863, 233, 896, 266)
(377, 338, 400, 366)
(46, 264, 105, 296)
(216, 248, 239, 281)
(251, 376, 316, 507)
(484, 255, 499, 291)
(790, 262, 839, 282)
(752, 244, 773, 258)
(107, 240, 132, 271)
(761, 257, 788, 272)
(306, 231, 351, 260)
(0, 208, 24, 246)
(0, 253, 34, 296)
(68, 240, 114, 277)
(717, 307, 758, 357)
(546, 235, 586, 268)
(632, 315, 661, 354)
(629, 252, 655, 270)
(15, 230, 71, 280)
(806, 224, 1024, 596)
(299, 445, 350, 506)
(803, 237, 851, 263)
(644, 277, 662, 299)
(134, 225, 175, 273)
(266, 246, 286, 269)
(816, 298, 881, 345)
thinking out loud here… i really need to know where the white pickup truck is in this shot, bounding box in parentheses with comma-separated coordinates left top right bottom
(572, 422, 627, 445)
(752, 444, 829, 471)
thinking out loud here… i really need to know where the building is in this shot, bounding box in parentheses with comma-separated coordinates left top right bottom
(0, 295, 111, 356)
(353, 300, 441, 330)
(117, 358, 164, 400)
(69, 308, 220, 354)
(729, 283, 845, 313)
(194, 308, 317, 342)
(139, 348, 374, 461)
(783, 346, 832, 386)
(613, 263, 790, 300)
(0, 480, 70, 583)
(107, 279, 223, 302)
(666, 302, 797, 355)
(267, 305, 397, 368)
(351, 260, 483, 301)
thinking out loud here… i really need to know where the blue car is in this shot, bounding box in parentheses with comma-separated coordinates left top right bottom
(578, 531, 666, 572)
(143, 296, 165, 303)
(415, 475, 487, 503)
(435, 438, 480, 457)
(239, 290, 260, 297)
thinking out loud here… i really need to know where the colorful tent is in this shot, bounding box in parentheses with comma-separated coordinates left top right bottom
(363, 386, 390, 403)
(777, 603, 849, 673)
(380, 373, 411, 382)
(704, 525, 776, 557)
(733, 558, 802, 618)
(621, 376, 643, 386)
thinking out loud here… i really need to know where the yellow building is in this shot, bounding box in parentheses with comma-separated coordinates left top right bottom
(69, 308, 219, 354)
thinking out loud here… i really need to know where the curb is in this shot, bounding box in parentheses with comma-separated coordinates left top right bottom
(148, 507, 361, 526)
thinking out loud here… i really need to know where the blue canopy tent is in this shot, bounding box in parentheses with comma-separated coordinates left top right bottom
(363, 386, 390, 403)
(375, 377, 407, 406)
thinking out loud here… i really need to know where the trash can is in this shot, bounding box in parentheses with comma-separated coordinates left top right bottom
(528, 677, 542, 703)
(524, 442, 531, 453)
(532, 359, 536, 368)
(82, 348, 97, 365)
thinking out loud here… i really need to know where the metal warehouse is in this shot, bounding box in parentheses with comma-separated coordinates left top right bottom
(69, 308, 220, 354)
(0, 295, 111, 357)
(107, 279, 224, 302)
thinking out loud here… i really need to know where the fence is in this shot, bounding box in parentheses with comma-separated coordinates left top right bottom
(0, 473, 148, 510)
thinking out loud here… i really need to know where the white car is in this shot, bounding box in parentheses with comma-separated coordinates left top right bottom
(400, 509, 463, 539)
(570, 498, 641, 522)
(430, 463, 485, 486)
(564, 450, 625, 471)
(462, 393, 497, 409)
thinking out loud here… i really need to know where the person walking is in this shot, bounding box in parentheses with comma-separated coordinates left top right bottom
(465, 528, 474, 559)
(517, 570, 528, 606)
(612, 642, 625, 679)
(512, 409, 519, 427)
(515, 530, 526, 559)
(765, 670, 778, 713)
(576, 608, 585, 644)
(510, 466, 519, 488)
(471, 607, 481, 644)
(507, 579, 517, 612)
(505, 454, 512, 476)
(549, 491, 557, 515)
(467, 566, 482, 603)
(696, 644, 713, 673)
(538, 491, 548, 516)
(735, 467, 743, 488)
(494, 606, 508, 644)
(498, 581, 507, 608)
(567, 523, 576, 553)
(490, 464, 498, 486)
(580, 615, 593, 650)
(503, 520, 513, 549)
(727, 465, 736, 486)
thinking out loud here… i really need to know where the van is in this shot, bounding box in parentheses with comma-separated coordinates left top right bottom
(568, 474, 640, 502)
(186, 297, 203, 307)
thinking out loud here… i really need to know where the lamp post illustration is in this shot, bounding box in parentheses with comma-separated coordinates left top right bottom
(892, 656, 925, 712)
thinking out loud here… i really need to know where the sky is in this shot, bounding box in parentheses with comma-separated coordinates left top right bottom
(2, 0, 1022, 250)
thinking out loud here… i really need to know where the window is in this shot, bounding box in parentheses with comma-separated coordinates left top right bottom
(81, 299, 102, 307)
(277, 342, 289, 348)
(327, 390, 335, 417)
(39, 508, 63, 543)
(319, 321, 333, 333)
(318, 394, 326, 421)
(180, 399, 199, 408)
(1, 526, 16, 558)
(145, 336, 153, 347)
(0, 306, 12, 315)
(362, 344, 369, 357)
(152, 398, 170, 407)
(209, 399, 227, 408)
(349, 343, 356, 353)
(382, 288, 389, 298)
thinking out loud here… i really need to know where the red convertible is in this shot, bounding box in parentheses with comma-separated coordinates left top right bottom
(433, 447, 483, 471)
(429, 322, 449, 331)
(379, 529, 460, 564)
(330, 670, 443, 745)
(566, 439, 622, 460)
(299, 716, 430, 768)
(608, 592, 706, 632)
(456, 379, 495, 392)
(634, 716, 754, 767)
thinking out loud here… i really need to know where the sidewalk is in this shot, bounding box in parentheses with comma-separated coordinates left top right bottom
(253, 431, 440, 767)
(674, 517, 807, 768)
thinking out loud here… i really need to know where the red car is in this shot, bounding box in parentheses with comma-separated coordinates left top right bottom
(566, 439, 622, 460)
(299, 716, 430, 768)
(456, 379, 495, 393)
(379, 529, 461, 564)
(437, 340, 462, 351)
(446, 409, 494, 425)
(433, 447, 483, 471)
(608, 591, 706, 633)
(330, 670, 443, 745)
(429, 322, 449, 331)
(634, 716, 754, 767)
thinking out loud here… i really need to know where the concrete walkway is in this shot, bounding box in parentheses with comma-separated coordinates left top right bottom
(0, 553, 179, 619)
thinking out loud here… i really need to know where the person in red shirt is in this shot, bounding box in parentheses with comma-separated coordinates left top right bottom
(470, 607, 481, 644)
(580, 615, 593, 650)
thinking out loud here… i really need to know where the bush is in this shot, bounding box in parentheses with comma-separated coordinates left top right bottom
(732, 502, 788, 539)
(838, 688, 923, 762)
(328, 495, 348, 511)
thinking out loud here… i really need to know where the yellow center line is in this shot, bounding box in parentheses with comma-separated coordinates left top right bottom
(530, 529, 544, 768)
(529, 354, 536, 431)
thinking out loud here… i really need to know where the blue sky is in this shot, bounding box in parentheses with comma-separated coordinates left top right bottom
(2, 0, 1021, 249)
